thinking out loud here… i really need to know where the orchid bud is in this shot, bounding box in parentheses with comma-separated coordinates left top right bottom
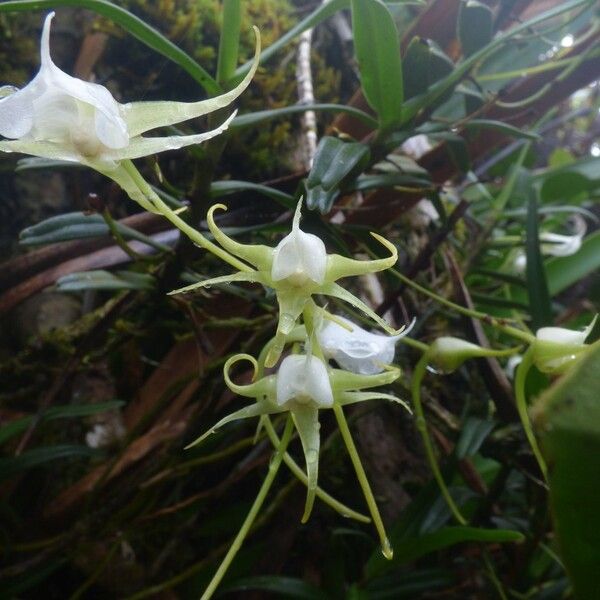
(532, 316, 596, 374)
(428, 336, 518, 373)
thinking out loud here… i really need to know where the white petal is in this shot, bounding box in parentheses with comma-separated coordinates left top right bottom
(536, 326, 589, 346)
(318, 316, 400, 375)
(271, 199, 327, 285)
(276, 355, 333, 409)
(0, 82, 38, 138)
(38, 13, 128, 151)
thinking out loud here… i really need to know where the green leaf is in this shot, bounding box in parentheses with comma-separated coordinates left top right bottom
(402, 37, 454, 101)
(455, 417, 495, 459)
(533, 340, 600, 599)
(0, 0, 220, 95)
(400, 0, 592, 123)
(216, 0, 242, 85)
(0, 445, 98, 480)
(230, 103, 378, 130)
(56, 270, 155, 292)
(210, 180, 294, 208)
(457, 0, 493, 57)
(524, 174, 552, 329)
(536, 156, 600, 203)
(345, 173, 432, 193)
(367, 526, 524, 578)
(220, 575, 329, 599)
(351, 0, 403, 131)
(464, 119, 541, 141)
(305, 137, 371, 213)
(19, 212, 170, 251)
(19, 212, 109, 245)
(0, 401, 125, 446)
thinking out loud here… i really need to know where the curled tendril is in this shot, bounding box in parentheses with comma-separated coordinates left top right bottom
(224, 353, 260, 397)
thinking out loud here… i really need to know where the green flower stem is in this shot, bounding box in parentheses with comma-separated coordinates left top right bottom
(122, 160, 252, 273)
(303, 299, 326, 360)
(201, 415, 294, 600)
(333, 404, 393, 560)
(262, 417, 370, 523)
(102, 208, 151, 262)
(411, 353, 467, 525)
(514, 347, 548, 481)
(387, 267, 535, 345)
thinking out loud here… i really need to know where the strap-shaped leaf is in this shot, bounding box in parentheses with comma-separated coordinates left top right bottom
(351, 0, 403, 131)
(402, 37, 453, 101)
(457, 0, 493, 58)
(305, 137, 370, 214)
(56, 270, 155, 292)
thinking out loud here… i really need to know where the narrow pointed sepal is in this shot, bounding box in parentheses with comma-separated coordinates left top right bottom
(206, 204, 273, 270)
(321, 282, 403, 336)
(184, 399, 277, 449)
(113, 111, 237, 160)
(167, 271, 265, 296)
(224, 354, 277, 399)
(325, 233, 397, 282)
(291, 405, 321, 523)
(338, 391, 411, 413)
(330, 366, 401, 393)
(122, 26, 262, 137)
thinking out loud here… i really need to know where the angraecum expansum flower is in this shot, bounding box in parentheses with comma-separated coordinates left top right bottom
(169, 198, 404, 366)
(0, 12, 260, 213)
(188, 351, 408, 522)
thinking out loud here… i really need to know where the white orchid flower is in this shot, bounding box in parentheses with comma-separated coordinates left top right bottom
(169, 198, 402, 367)
(0, 13, 260, 212)
(533, 315, 597, 373)
(318, 315, 415, 375)
(187, 351, 407, 522)
(512, 216, 587, 273)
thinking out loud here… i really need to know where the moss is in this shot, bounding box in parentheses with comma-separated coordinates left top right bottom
(0, 13, 38, 86)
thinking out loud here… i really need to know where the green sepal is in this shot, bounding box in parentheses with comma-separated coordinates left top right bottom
(123, 26, 261, 137)
(184, 398, 279, 449)
(322, 282, 403, 336)
(291, 405, 321, 523)
(330, 366, 401, 393)
(167, 271, 265, 296)
(325, 233, 397, 282)
(207, 204, 273, 271)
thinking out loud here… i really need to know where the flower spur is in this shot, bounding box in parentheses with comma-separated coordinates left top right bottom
(169, 198, 404, 366)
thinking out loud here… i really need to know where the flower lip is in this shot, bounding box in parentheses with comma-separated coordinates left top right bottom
(276, 354, 334, 409)
(318, 315, 414, 375)
(271, 199, 327, 286)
